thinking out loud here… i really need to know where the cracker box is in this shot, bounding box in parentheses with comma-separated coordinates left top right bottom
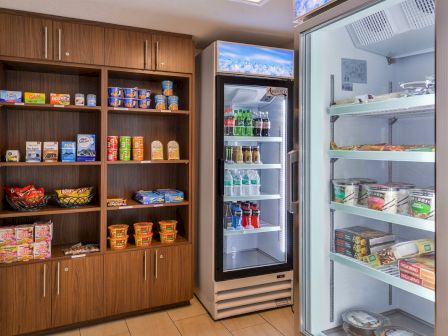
(61, 141, 76, 162)
(77, 134, 96, 162)
(0, 227, 15, 247)
(399, 253, 435, 283)
(50, 93, 70, 105)
(17, 244, 33, 262)
(26, 141, 42, 162)
(0, 90, 22, 103)
(400, 270, 435, 290)
(34, 221, 53, 242)
(15, 225, 34, 245)
(43, 142, 59, 162)
(0, 245, 17, 263)
(5, 150, 20, 162)
(24, 92, 45, 104)
(33, 240, 51, 260)
(156, 189, 184, 203)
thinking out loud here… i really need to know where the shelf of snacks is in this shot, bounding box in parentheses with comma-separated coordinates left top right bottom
(329, 252, 435, 302)
(224, 194, 281, 202)
(107, 199, 189, 211)
(0, 102, 101, 112)
(328, 94, 435, 118)
(224, 136, 283, 143)
(106, 160, 189, 165)
(224, 221, 281, 236)
(108, 107, 189, 116)
(330, 202, 435, 232)
(106, 235, 189, 253)
(0, 205, 101, 219)
(224, 163, 281, 170)
(0, 161, 101, 167)
(328, 150, 435, 162)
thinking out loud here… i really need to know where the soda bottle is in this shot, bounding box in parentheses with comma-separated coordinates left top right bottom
(262, 112, 271, 137)
(242, 170, 251, 196)
(254, 112, 263, 136)
(228, 111, 235, 136)
(232, 170, 242, 196)
(224, 169, 234, 196)
(244, 109, 253, 136)
(224, 202, 233, 229)
(237, 109, 245, 136)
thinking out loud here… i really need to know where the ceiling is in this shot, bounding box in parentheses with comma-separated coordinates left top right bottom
(0, 0, 295, 49)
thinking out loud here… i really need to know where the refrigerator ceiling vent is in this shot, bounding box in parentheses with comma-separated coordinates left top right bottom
(346, 0, 435, 58)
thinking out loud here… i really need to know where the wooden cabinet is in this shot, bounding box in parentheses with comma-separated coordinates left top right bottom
(150, 244, 192, 308)
(53, 21, 104, 65)
(104, 250, 150, 315)
(0, 13, 52, 60)
(105, 28, 152, 69)
(0, 266, 15, 336)
(51, 255, 104, 327)
(153, 34, 194, 73)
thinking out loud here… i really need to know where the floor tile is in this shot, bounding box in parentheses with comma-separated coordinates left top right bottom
(260, 307, 295, 336)
(80, 320, 130, 336)
(49, 329, 81, 336)
(231, 323, 282, 336)
(126, 311, 180, 336)
(221, 314, 265, 332)
(175, 314, 231, 336)
(167, 297, 207, 321)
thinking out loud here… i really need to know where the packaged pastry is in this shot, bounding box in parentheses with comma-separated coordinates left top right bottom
(50, 93, 70, 105)
(26, 141, 42, 162)
(63, 243, 100, 255)
(156, 189, 184, 203)
(17, 244, 33, 262)
(0, 227, 15, 246)
(342, 309, 388, 336)
(43, 142, 58, 162)
(332, 179, 360, 205)
(0, 245, 17, 263)
(5, 150, 20, 162)
(33, 240, 51, 259)
(55, 187, 93, 199)
(367, 184, 399, 213)
(134, 190, 164, 205)
(34, 221, 53, 242)
(375, 326, 425, 336)
(399, 252, 435, 284)
(409, 188, 435, 220)
(151, 140, 164, 160)
(15, 225, 34, 245)
(24, 92, 45, 104)
(167, 140, 180, 160)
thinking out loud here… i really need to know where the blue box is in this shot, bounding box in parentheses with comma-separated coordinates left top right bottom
(156, 189, 184, 203)
(76, 134, 96, 162)
(61, 142, 76, 162)
(0, 90, 22, 103)
(134, 191, 164, 205)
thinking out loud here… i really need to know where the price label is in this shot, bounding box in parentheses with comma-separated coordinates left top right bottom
(114, 107, 129, 111)
(71, 254, 86, 259)
(141, 161, 152, 164)
(53, 104, 65, 108)
(119, 206, 134, 210)
(14, 102, 25, 105)
(161, 109, 171, 113)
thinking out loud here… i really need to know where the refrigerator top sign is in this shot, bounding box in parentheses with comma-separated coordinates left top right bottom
(294, 0, 335, 19)
(216, 41, 294, 79)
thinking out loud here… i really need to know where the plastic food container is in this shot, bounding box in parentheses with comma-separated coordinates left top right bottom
(108, 97, 121, 107)
(409, 188, 435, 221)
(159, 220, 177, 232)
(134, 222, 153, 235)
(154, 95, 167, 110)
(386, 182, 415, 215)
(138, 89, 150, 100)
(134, 233, 153, 247)
(367, 184, 399, 213)
(108, 235, 128, 250)
(162, 80, 173, 96)
(108, 87, 122, 97)
(375, 326, 424, 336)
(168, 95, 179, 111)
(332, 179, 360, 205)
(160, 230, 177, 244)
(342, 309, 389, 336)
(350, 178, 377, 206)
(108, 224, 129, 238)
(138, 99, 151, 109)
(123, 98, 136, 108)
(123, 88, 137, 99)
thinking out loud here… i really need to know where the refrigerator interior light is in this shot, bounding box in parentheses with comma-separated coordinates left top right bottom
(228, 0, 270, 6)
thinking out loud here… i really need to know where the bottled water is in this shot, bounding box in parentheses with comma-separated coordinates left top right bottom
(250, 170, 261, 195)
(232, 170, 242, 196)
(224, 169, 233, 196)
(242, 170, 251, 196)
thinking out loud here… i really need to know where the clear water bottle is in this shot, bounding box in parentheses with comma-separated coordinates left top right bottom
(232, 170, 242, 196)
(224, 169, 234, 196)
(250, 170, 261, 195)
(242, 170, 251, 196)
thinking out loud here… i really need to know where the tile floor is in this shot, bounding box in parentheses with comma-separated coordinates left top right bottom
(50, 297, 295, 336)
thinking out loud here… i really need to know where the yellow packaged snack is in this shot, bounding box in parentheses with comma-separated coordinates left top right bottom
(151, 141, 164, 160)
(167, 140, 180, 160)
(55, 187, 93, 198)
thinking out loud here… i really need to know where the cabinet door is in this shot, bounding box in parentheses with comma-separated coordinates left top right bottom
(0, 266, 15, 336)
(0, 13, 52, 60)
(52, 255, 104, 327)
(104, 250, 150, 315)
(105, 28, 151, 70)
(153, 34, 194, 73)
(53, 21, 104, 65)
(14, 263, 51, 335)
(150, 244, 192, 308)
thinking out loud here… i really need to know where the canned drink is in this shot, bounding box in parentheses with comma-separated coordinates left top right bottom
(119, 136, 132, 149)
(132, 148, 144, 161)
(162, 80, 173, 96)
(119, 148, 131, 161)
(86, 94, 96, 106)
(107, 149, 118, 161)
(107, 136, 119, 149)
(132, 136, 144, 149)
(75, 93, 85, 106)
(168, 95, 178, 111)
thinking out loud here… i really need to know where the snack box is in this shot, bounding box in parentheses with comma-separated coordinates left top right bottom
(107, 198, 127, 207)
(400, 270, 434, 290)
(335, 241, 395, 260)
(26, 141, 42, 162)
(399, 252, 435, 283)
(50, 93, 70, 105)
(77, 134, 96, 162)
(0, 245, 17, 263)
(61, 141, 76, 162)
(24, 92, 45, 104)
(335, 226, 395, 246)
(134, 190, 164, 205)
(17, 244, 33, 262)
(33, 240, 51, 260)
(43, 142, 58, 162)
(34, 221, 53, 242)
(5, 150, 20, 162)
(0, 227, 15, 246)
(15, 225, 34, 245)
(0, 90, 22, 103)
(156, 189, 184, 203)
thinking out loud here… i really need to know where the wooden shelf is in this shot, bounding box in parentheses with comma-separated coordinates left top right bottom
(108, 107, 189, 116)
(106, 236, 189, 254)
(0, 102, 101, 112)
(107, 200, 189, 211)
(0, 205, 101, 219)
(107, 160, 189, 165)
(0, 161, 101, 167)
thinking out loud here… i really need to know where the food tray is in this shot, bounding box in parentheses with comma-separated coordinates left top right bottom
(54, 194, 95, 208)
(6, 195, 51, 212)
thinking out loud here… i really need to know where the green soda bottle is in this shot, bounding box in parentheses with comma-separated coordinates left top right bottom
(244, 110, 253, 136)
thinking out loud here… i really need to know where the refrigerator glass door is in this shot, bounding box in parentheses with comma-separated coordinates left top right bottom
(216, 76, 293, 281)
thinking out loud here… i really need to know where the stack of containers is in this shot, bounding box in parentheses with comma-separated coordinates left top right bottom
(154, 80, 179, 111)
(132, 136, 144, 161)
(133, 222, 153, 247)
(119, 136, 131, 161)
(158, 220, 178, 243)
(108, 224, 129, 250)
(107, 136, 118, 161)
(107, 87, 151, 109)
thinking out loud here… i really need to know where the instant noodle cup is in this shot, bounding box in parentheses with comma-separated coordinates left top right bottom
(107, 136, 119, 149)
(154, 95, 167, 110)
(138, 89, 151, 100)
(159, 220, 177, 232)
(138, 99, 151, 109)
(162, 80, 174, 96)
(132, 136, 144, 149)
(409, 188, 435, 220)
(332, 179, 359, 205)
(119, 136, 132, 149)
(123, 88, 137, 99)
(119, 148, 131, 161)
(168, 95, 179, 111)
(134, 222, 153, 235)
(107, 149, 118, 161)
(108, 97, 121, 107)
(123, 98, 136, 108)
(367, 184, 399, 213)
(132, 148, 144, 161)
(108, 87, 122, 97)
(108, 224, 129, 238)
(160, 230, 177, 244)
(134, 233, 153, 247)
(108, 235, 128, 250)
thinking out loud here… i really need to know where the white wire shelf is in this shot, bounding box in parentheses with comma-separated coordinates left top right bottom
(225, 163, 282, 170)
(224, 136, 283, 143)
(328, 150, 435, 162)
(224, 221, 281, 236)
(224, 194, 281, 202)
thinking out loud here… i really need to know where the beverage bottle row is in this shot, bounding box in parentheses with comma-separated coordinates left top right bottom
(224, 109, 271, 137)
(224, 201, 261, 230)
(224, 169, 261, 197)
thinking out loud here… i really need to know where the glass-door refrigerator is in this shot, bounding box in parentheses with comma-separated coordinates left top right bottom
(196, 41, 295, 319)
(293, 0, 447, 335)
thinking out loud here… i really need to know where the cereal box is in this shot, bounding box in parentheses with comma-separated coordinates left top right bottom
(77, 134, 96, 162)
(24, 92, 45, 104)
(26, 141, 42, 162)
(50, 93, 70, 105)
(33, 240, 51, 260)
(15, 225, 34, 245)
(0, 90, 22, 103)
(61, 141, 76, 162)
(43, 142, 59, 162)
(0, 227, 15, 246)
(34, 221, 53, 242)
(5, 150, 20, 162)
(17, 244, 33, 262)
(0, 245, 17, 263)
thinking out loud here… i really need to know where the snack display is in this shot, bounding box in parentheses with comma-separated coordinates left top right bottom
(24, 92, 45, 104)
(156, 189, 184, 203)
(26, 141, 42, 162)
(331, 142, 435, 152)
(367, 185, 399, 213)
(108, 87, 151, 109)
(134, 190, 164, 205)
(5, 150, 20, 162)
(108, 224, 129, 238)
(375, 326, 425, 336)
(61, 141, 76, 162)
(409, 188, 435, 220)
(54, 187, 94, 208)
(5, 184, 49, 211)
(43, 142, 58, 162)
(332, 179, 359, 205)
(62, 243, 100, 256)
(151, 140, 164, 160)
(107, 198, 127, 207)
(0, 90, 22, 102)
(77, 134, 96, 161)
(50, 93, 70, 105)
(341, 309, 389, 336)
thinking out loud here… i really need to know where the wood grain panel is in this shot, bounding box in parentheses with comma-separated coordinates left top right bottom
(0, 266, 15, 336)
(154, 35, 194, 74)
(105, 28, 150, 69)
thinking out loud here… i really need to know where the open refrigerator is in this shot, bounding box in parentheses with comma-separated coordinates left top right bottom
(293, 0, 448, 335)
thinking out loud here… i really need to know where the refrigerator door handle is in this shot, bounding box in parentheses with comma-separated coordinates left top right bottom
(217, 158, 225, 196)
(287, 149, 299, 214)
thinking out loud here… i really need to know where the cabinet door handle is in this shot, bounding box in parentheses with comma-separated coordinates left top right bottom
(58, 28, 62, 61)
(44, 26, 48, 59)
(144, 40, 148, 69)
(155, 250, 158, 279)
(156, 41, 160, 70)
(144, 250, 147, 281)
(56, 262, 60, 295)
(43, 264, 47, 298)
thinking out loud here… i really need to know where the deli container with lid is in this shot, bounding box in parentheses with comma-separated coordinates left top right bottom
(375, 326, 425, 336)
(342, 309, 389, 336)
(386, 182, 415, 215)
(409, 188, 435, 221)
(349, 178, 377, 206)
(332, 179, 360, 205)
(367, 184, 399, 213)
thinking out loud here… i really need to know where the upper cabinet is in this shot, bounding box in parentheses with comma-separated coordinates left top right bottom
(53, 21, 104, 65)
(154, 34, 194, 73)
(0, 13, 52, 60)
(105, 28, 151, 70)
